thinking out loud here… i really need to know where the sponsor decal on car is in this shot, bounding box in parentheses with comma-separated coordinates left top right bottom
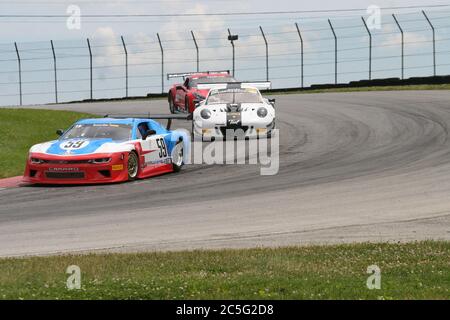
(146, 159, 172, 165)
(227, 112, 242, 126)
(111, 164, 124, 171)
(48, 167, 80, 172)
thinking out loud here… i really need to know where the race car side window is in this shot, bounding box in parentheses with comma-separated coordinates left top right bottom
(135, 127, 143, 140)
(137, 122, 150, 139)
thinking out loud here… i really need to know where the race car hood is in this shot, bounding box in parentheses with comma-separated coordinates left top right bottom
(203, 103, 265, 112)
(30, 138, 132, 156)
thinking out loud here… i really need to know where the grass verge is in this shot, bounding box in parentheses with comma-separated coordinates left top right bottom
(0, 241, 448, 300)
(0, 108, 94, 178)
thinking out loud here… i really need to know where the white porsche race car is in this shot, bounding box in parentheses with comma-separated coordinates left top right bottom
(192, 82, 276, 141)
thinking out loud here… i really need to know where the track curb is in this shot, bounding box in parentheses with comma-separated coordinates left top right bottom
(0, 176, 24, 188)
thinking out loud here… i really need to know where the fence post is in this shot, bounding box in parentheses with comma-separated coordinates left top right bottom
(227, 29, 237, 77)
(259, 26, 269, 82)
(14, 42, 22, 106)
(157, 33, 164, 94)
(191, 30, 199, 72)
(87, 38, 93, 100)
(121, 36, 128, 98)
(361, 17, 372, 81)
(422, 10, 436, 77)
(392, 14, 404, 80)
(295, 23, 304, 88)
(328, 19, 337, 84)
(50, 40, 58, 103)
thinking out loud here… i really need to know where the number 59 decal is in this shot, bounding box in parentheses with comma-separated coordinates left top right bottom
(156, 138, 168, 158)
(60, 140, 88, 150)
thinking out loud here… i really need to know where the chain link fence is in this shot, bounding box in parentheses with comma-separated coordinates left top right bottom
(1, 9, 450, 105)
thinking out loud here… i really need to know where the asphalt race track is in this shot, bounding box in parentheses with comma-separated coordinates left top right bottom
(1, 91, 450, 257)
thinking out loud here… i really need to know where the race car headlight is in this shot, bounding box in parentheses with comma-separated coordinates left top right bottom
(257, 107, 268, 118)
(89, 157, 112, 164)
(30, 157, 44, 164)
(200, 109, 211, 120)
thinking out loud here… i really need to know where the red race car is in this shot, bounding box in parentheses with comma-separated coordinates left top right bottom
(167, 71, 236, 114)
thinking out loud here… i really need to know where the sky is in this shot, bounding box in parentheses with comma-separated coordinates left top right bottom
(0, 0, 450, 105)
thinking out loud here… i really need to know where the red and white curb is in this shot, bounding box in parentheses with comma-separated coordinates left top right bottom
(0, 176, 25, 189)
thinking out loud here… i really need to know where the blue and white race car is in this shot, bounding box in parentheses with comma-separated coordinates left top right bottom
(23, 115, 190, 184)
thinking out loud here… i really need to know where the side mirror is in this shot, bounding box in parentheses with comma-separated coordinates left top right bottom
(268, 98, 276, 106)
(56, 129, 64, 136)
(143, 129, 157, 140)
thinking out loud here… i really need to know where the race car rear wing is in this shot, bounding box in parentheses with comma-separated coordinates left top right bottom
(104, 114, 192, 130)
(167, 70, 230, 80)
(196, 81, 272, 91)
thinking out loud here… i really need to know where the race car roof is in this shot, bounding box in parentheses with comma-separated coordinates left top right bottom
(76, 118, 137, 125)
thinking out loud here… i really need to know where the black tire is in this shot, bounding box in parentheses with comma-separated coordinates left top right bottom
(172, 141, 184, 172)
(185, 97, 191, 114)
(127, 152, 139, 180)
(169, 95, 175, 114)
(267, 120, 276, 139)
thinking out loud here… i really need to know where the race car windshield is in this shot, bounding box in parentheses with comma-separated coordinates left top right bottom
(190, 77, 235, 87)
(206, 89, 262, 105)
(61, 124, 132, 141)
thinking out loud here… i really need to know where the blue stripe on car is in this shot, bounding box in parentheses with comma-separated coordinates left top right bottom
(45, 138, 114, 155)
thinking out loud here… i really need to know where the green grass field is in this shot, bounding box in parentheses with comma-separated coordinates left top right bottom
(0, 109, 94, 178)
(0, 242, 448, 300)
